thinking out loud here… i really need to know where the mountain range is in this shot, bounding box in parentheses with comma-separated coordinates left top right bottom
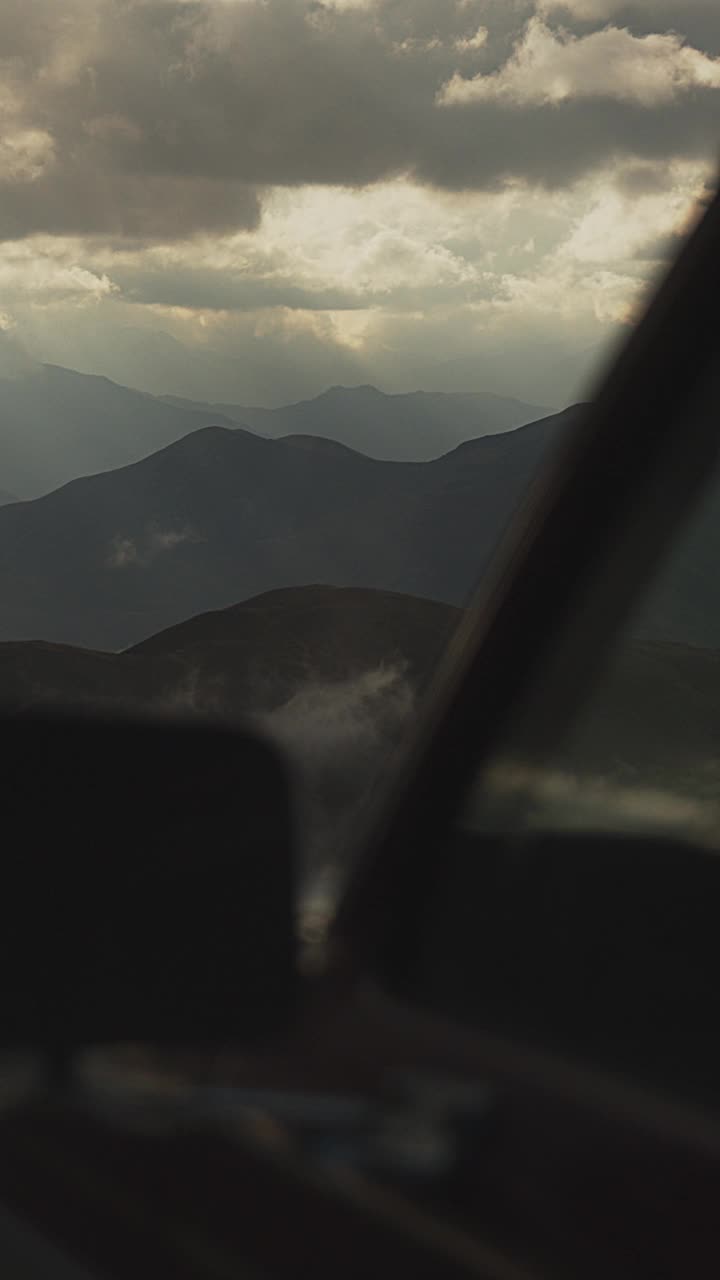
(0, 358, 549, 498)
(0, 362, 234, 498)
(3, 384, 720, 654)
(0, 408, 575, 650)
(159, 383, 549, 461)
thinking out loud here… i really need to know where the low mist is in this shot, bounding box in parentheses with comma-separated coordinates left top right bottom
(106, 526, 200, 569)
(257, 664, 416, 871)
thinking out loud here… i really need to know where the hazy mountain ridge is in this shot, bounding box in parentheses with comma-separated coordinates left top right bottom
(0, 362, 235, 498)
(0, 360, 551, 498)
(2, 394, 717, 654)
(0, 408, 576, 649)
(160, 383, 551, 461)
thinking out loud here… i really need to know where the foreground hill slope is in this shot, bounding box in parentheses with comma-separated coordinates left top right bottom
(1, 585, 718, 814)
(0, 586, 460, 718)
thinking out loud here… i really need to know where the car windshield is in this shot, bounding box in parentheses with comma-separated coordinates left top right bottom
(1, 0, 718, 906)
(464, 353, 720, 850)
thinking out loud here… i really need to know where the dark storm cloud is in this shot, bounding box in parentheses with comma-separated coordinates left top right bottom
(113, 264, 362, 310)
(545, 2, 720, 53)
(633, 229, 687, 262)
(0, 172, 261, 241)
(1, 0, 719, 242)
(612, 161, 675, 196)
(419, 96, 719, 191)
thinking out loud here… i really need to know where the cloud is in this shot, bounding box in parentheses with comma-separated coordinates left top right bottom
(0, 327, 37, 378)
(258, 663, 415, 867)
(612, 161, 675, 196)
(0, 129, 55, 182)
(1, 0, 719, 248)
(455, 26, 489, 53)
(5, 147, 710, 407)
(157, 666, 226, 718)
(0, 0, 264, 241)
(106, 526, 200, 569)
(0, 172, 261, 242)
(541, 0, 720, 36)
(0, 242, 114, 302)
(439, 18, 720, 106)
(106, 536, 141, 570)
(542, 0, 630, 14)
(112, 264, 363, 313)
(1, 2, 718, 406)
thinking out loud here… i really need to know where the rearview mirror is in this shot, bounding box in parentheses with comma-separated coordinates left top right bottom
(0, 711, 296, 1051)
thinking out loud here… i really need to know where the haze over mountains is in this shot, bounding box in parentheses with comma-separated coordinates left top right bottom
(0, 408, 575, 650)
(160, 384, 549, 462)
(2, 362, 719, 866)
(0, 355, 550, 498)
(0, 361, 235, 498)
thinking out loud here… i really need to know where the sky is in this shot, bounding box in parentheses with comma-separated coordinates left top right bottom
(0, 0, 718, 407)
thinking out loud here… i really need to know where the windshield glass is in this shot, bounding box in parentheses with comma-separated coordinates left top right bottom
(1, 1, 718, 903)
(464, 357, 720, 849)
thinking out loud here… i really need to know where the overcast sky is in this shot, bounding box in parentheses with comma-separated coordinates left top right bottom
(1, 0, 718, 406)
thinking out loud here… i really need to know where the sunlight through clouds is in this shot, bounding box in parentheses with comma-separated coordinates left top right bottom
(439, 18, 720, 106)
(0, 1, 717, 405)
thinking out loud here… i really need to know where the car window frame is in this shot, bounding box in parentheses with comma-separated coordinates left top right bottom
(330, 181, 720, 977)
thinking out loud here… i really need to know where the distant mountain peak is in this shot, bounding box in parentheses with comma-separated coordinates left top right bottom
(0, 406, 576, 649)
(321, 383, 384, 399)
(0, 360, 239, 498)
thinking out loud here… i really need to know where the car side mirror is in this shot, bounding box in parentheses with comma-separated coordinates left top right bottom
(0, 711, 296, 1052)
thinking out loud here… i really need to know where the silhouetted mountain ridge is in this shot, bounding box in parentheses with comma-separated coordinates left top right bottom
(0, 408, 577, 649)
(160, 383, 552, 460)
(0, 586, 459, 719)
(0, 361, 234, 497)
(1, 361, 552, 497)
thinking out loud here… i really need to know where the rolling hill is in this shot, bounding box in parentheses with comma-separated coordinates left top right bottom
(2, 586, 719, 829)
(0, 409, 575, 650)
(160, 383, 550, 461)
(0, 584, 461, 866)
(0, 586, 459, 720)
